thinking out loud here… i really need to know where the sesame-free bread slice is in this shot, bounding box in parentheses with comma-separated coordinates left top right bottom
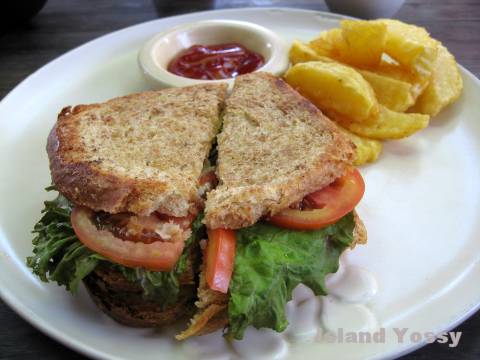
(47, 83, 227, 217)
(83, 260, 196, 327)
(204, 73, 355, 229)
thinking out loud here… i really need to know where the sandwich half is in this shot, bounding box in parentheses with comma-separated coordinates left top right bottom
(28, 83, 227, 326)
(177, 72, 367, 340)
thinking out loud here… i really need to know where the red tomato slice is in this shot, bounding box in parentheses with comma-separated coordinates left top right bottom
(205, 228, 236, 293)
(71, 207, 185, 271)
(268, 168, 365, 230)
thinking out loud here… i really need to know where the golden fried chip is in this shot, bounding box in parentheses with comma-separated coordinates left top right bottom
(289, 40, 331, 65)
(336, 105, 429, 140)
(309, 28, 349, 62)
(367, 63, 430, 102)
(359, 69, 414, 112)
(340, 19, 387, 67)
(307, 20, 435, 99)
(409, 44, 463, 116)
(337, 126, 383, 165)
(285, 61, 378, 123)
(379, 19, 438, 79)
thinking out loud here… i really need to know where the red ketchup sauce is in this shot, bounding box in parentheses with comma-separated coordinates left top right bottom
(167, 43, 265, 80)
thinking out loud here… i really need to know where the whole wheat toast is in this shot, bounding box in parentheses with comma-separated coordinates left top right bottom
(47, 83, 227, 217)
(84, 257, 196, 328)
(204, 72, 355, 229)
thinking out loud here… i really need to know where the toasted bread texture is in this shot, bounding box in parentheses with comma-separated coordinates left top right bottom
(48, 83, 227, 217)
(177, 212, 367, 339)
(176, 242, 228, 340)
(204, 72, 355, 229)
(83, 265, 196, 327)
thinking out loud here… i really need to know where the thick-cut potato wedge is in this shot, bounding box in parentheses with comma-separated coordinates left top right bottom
(336, 105, 429, 140)
(337, 126, 383, 165)
(285, 61, 378, 123)
(379, 19, 438, 78)
(359, 70, 414, 112)
(367, 63, 429, 102)
(340, 20, 387, 67)
(409, 44, 463, 116)
(288, 42, 412, 116)
(309, 28, 349, 62)
(309, 22, 387, 68)
(289, 40, 331, 65)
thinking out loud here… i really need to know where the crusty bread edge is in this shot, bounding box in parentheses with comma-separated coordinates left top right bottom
(204, 160, 352, 229)
(204, 73, 356, 229)
(48, 82, 228, 216)
(48, 114, 198, 216)
(83, 267, 196, 328)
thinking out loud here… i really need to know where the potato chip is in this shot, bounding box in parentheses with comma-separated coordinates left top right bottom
(409, 44, 463, 116)
(379, 19, 438, 78)
(337, 126, 383, 165)
(285, 61, 378, 123)
(289, 40, 330, 65)
(336, 105, 429, 140)
(368, 63, 429, 102)
(359, 69, 414, 112)
(289, 18, 463, 147)
(308, 28, 349, 62)
(340, 20, 387, 67)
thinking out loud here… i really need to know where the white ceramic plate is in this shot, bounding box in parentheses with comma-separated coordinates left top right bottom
(1, 7, 479, 360)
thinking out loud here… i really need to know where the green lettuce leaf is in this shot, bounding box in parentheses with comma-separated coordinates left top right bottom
(27, 192, 203, 309)
(26, 193, 101, 293)
(227, 213, 355, 340)
(117, 267, 181, 307)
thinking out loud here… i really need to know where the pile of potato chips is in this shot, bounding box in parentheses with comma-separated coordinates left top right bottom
(285, 19, 463, 165)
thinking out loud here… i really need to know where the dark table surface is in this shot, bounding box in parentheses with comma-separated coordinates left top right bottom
(1, 0, 479, 359)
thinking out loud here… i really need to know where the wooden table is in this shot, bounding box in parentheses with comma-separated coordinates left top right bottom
(0, 0, 479, 359)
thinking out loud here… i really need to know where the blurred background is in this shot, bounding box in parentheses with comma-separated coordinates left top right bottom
(0, 0, 479, 359)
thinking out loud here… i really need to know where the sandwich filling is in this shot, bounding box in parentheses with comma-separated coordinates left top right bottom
(70, 206, 191, 271)
(228, 211, 357, 339)
(179, 168, 366, 340)
(27, 189, 205, 310)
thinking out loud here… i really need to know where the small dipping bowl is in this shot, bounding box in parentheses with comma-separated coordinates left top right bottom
(138, 20, 289, 89)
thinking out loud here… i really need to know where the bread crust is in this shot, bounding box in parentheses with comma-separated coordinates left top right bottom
(82, 222, 201, 328)
(176, 249, 229, 340)
(83, 265, 196, 327)
(48, 84, 227, 217)
(204, 73, 355, 229)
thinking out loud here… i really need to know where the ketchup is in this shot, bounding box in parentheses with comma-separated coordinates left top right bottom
(167, 43, 265, 80)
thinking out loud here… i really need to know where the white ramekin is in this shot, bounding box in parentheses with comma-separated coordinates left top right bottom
(138, 19, 289, 89)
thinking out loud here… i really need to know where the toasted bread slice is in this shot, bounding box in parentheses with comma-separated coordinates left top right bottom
(204, 72, 355, 229)
(48, 83, 227, 217)
(84, 264, 196, 327)
(83, 241, 199, 328)
(177, 212, 367, 339)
